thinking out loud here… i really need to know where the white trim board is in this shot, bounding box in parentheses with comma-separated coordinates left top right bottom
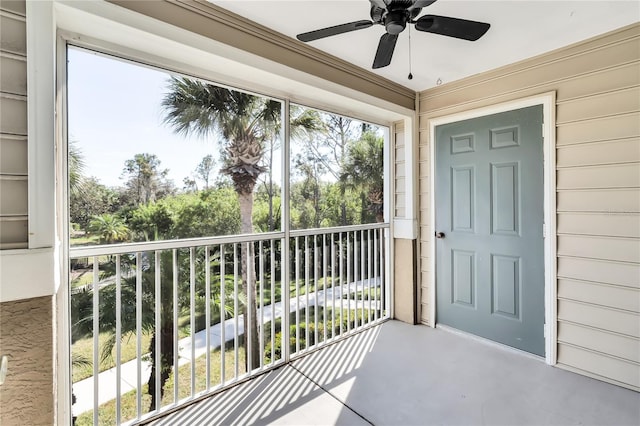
(426, 93, 557, 366)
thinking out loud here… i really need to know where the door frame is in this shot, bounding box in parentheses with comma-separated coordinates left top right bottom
(427, 93, 557, 365)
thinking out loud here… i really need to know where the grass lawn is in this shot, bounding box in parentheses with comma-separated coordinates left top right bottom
(71, 271, 95, 289)
(71, 234, 101, 247)
(72, 333, 153, 383)
(344, 287, 381, 301)
(72, 316, 199, 383)
(290, 276, 337, 296)
(75, 348, 247, 425)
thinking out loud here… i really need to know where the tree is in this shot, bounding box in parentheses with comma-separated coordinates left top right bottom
(87, 213, 130, 244)
(162, 79, 323, 370)
(87, 252, 205, 411)
(258, 136, 279, 232)
(169, 188, 241, 239)
(73, 241, 236, 412)
(70, 177, 121, 231)
(293, 111, 362, 226)
(128, 202, 174, 242)
(253, 184, 282, 233)
(121, 153, 174, 205)
(194, 154, 216, 190)
(293, 153, 324, 229)
(258, 105, 324, 232)
(69, 140, 86, 199)
(341, 131, 385, 222)
(162, 77, 280, 370)
(182, 177, 198, 192)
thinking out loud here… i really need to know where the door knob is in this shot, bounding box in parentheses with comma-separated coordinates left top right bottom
(435, 232, 445, 239)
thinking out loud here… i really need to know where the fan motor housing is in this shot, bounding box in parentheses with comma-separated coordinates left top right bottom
(384, 10, 409, 34)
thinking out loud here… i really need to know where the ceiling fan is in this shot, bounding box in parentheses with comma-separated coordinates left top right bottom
(296, 0, 491, 69)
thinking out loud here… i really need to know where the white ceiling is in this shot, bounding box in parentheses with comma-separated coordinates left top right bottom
(211, 1, 639, 92)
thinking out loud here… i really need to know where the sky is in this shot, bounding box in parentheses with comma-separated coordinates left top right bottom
(66, 47, 381, 190)
(67, 47, 283, 189)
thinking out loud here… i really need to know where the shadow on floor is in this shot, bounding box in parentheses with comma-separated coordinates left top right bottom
(149, 321, 640, 425)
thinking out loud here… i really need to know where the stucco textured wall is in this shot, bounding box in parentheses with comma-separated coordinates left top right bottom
(0, 296, 54, 425)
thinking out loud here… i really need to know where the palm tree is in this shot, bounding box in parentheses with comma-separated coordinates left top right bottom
(69, 140, 86, 199)
(340, 131, 385, 223)
(76, 249, 234, 412)
(162, 77, 279, 369)
(162, 79, 325, 370)
(87, 213, 130, 244)
(97, 251, 181, 412)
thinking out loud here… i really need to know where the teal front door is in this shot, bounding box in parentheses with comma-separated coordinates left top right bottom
(435, 105, 545, 356)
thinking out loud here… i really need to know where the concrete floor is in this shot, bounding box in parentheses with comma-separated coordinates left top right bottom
(147, 321, 640, 425)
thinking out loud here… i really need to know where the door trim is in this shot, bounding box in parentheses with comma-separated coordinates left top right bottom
(427, 93, 557, 365)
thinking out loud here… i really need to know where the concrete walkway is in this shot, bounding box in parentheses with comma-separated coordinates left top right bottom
(73, 279, 381, 415)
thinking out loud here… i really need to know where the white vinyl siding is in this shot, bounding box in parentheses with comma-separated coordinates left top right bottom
(0, 3, 28, 249)
(394, 121, 406, 218)
(418, 23, 640, 390)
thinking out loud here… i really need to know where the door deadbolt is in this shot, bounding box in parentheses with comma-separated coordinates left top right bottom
(435, 232, 445, 239)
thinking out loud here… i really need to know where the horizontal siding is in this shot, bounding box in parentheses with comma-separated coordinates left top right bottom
(556, 163, 640, 190)
(0, 217, 27, 249)
(557, 189, 639, 213)
(419, 30, 640, 114)
(558, 212, 640, 238)
(557, 344, 639, 390)
(0, 52, 27, 96)
(558, 322, 639, 363)
(556, 112, 640, 146)
(0, 135, 27, 175)
(0, 177, 27, 216)
(418, 23, 640, 389)
(0, 11, 26, 56)
(556, 86, 640, 125)
(558, 235, 640, 264)
(0, 2, 27, 249)
(558, 279, 639, 313)
(418, 120, 430, 322)
(394, 121, 405, 219)
(0, 1, 25, 16)
(556, 138, 640, 168)
(0, 94, 27, 135)
(418, 138, 430, 325)
(557, 256, 639, 289)
(557, 299, 639, 338)
(556, 62, 640, 102)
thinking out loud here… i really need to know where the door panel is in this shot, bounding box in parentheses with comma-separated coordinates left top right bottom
(452, 249, 475, 307)
(451, 166, 475, 232)
(491, 162, 519, 235)
(491, 254, 520, 319)
(435, 105, 544, 356)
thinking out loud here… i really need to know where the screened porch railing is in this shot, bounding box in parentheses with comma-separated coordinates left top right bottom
(69, 223, 389, 425)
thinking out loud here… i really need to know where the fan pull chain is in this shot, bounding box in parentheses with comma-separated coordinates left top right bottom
(408, 27, 413, 80)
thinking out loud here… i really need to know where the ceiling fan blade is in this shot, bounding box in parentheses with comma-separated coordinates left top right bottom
(415, 15, 490, 41)
(369, 0, 388, 9)
(408, 0, 438, 11)
(297, 20, 373, 42)
(372, 33, 398, 69)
